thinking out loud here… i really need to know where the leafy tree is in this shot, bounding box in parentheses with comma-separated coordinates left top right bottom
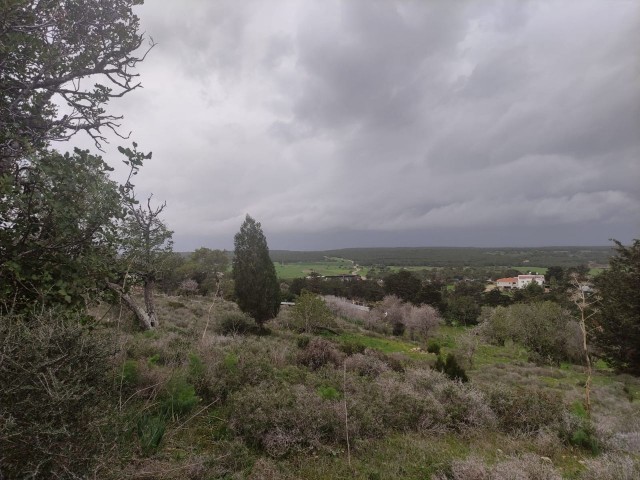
(1, 0, 153, 170)
(414, 281, 445, 311)
(178, 247, 229, 295)
(482, 288, 512, 307)
(232, 215, 280, 327)
(0, 149, 122, 313)
(593, 239, 640, 374)
(445, 294, 481, 325)
(545, 266, 565, 285)
(291, 290, 335, 333)
(383, 270, 421, 303)
(512, 281, 546, 304)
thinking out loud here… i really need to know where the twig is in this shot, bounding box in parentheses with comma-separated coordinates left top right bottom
(343, 360, 351, 468)
(202, 282, 221, 340)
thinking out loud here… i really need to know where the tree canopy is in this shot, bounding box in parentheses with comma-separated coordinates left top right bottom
(593, 239, 640, 374)
(1, 0, 152, 170)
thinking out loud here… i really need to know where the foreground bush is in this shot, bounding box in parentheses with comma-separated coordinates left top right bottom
(437, 453, 561, 480)
(484, 384, 565, 434)
(0, 312, 116, 478)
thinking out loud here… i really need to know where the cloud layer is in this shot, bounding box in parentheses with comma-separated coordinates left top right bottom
(76, 0, 640, 249)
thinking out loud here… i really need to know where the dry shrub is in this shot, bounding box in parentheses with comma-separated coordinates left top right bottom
(375, 372, 446, 433)
(248, 457, 288, 480)
(194, 337, 282, 399)
(443, 454, 561, 480)
(605, 432, 640, 454)
(484, 384, 565, 434)
(296, 337, 344, 370)
(578, 453, 640, 480)
(324, 295, 369, 322)
(344, 353, 390, 377)
(532, 429, 564, 457)
(431, 380, 497, 433)
(448, 456, 488, 480)
(404, 303, 442, 340)
(0, 312, 117, 479)
(366, 295, 406, 334)
(229, 382, 340, 457)
(366, 296, 441, 340)
(490, 454, 561, 480)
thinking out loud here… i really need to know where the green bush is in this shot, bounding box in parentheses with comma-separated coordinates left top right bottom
(317, 385, 341, 400)
(136, 414, 167, 456)
(559, 407, 600, 454)
(340, 339, 367, 356)
(297, 334, 311, 349)
(426, 340, 441, 355)
(217, 311, 259, 335)
(160, 376, 200, 419)
(434, 354, 469, 382)
(120, 359, 139, 388)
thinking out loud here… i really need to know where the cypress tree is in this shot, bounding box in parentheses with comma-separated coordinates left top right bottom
(232, 215, 280, 327)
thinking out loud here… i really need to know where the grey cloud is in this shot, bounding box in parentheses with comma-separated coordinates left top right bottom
(70, 0, 640, 250)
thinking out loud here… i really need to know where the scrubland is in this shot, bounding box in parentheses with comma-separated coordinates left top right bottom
(2, 294, 639, 479)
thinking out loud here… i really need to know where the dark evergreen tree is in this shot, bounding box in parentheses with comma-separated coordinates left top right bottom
(383, 270, 421, 303)
(593, 239, 640, 374)
(232, 215, 280, 327)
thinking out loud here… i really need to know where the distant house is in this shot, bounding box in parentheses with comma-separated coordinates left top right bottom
(496, 275, 545, 290)
(496, 277, 518, 289)
(323, 274, 361, 282)
(516, 274, 545, 289)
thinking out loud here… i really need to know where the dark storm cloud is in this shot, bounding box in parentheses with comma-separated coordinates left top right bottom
(79, 0, 639, 250)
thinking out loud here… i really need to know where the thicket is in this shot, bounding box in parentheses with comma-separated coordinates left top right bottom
(0, 312, 117, 478)
(366, 295, 442, 340)
(479, 302, 582, 365)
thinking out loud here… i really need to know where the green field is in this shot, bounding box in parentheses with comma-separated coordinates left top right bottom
(276, 260, 604, 280)
(275, 258, 355, 279)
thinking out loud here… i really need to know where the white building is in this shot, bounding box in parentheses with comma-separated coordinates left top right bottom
(496, 275, 545, 289)
(496, 277, 517, 289)
(516, 274, 545, 289)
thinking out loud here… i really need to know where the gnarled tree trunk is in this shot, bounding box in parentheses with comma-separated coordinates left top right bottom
(107, 282, 155, 330)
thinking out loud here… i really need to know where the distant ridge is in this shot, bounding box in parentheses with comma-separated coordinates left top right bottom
(267, 246, 612, 268)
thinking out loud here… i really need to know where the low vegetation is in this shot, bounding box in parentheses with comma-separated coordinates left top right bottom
(3, 287, 638, 479)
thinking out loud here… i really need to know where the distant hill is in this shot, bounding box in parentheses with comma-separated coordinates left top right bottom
(268, 246, 613, 268)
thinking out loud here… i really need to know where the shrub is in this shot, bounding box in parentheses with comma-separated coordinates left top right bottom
(296, 338, 344, 371)
(485, 384, 564, 434)
(296, 335, 311, 349)
(578, 453, 640, 480)
(0, 312, 116, 479)
(426, 340, 441, 355)
(136, 414, 167, 456)
(317, 385, 341, 400)
(340, 339, 367, 356)
(290, 291, 336, 333)
(160, 376, 200, 420)
(434, 354, 469, 382)
(479, 303, 576, 365)
(345, 353, 390, 377)
(558, 407, 600, 453)
(229, 382, 340, 457)
(217, 311, 258, 335)
(120, 359, 139, 389)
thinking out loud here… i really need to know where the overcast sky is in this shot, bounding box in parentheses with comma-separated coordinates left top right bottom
(74, 0, 640, 251)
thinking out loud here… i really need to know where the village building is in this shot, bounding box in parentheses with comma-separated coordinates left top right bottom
(496, 274, 545, 290)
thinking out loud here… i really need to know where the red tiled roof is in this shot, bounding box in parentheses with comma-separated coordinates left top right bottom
(496, 277, 517, 283)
